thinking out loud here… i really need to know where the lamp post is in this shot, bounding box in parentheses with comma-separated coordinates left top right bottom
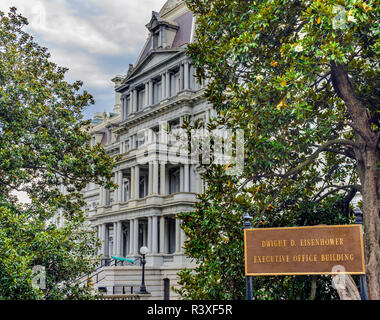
(244, 212, 253, 300)
(138, 246, 150, 294)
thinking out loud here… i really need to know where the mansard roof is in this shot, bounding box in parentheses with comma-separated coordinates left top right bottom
(159, 0, 184, 17)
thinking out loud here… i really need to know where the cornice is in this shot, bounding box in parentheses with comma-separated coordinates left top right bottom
(115, 89, 205, 135)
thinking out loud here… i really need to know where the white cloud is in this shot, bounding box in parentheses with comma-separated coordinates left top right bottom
(88, 0, 167, 54)
(0, 0, 169, 115)
(49, 47, 114, 89)
(0, 0, 167, 55)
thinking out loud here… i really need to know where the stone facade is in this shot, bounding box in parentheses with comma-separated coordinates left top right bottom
(81, 1, 211, 300)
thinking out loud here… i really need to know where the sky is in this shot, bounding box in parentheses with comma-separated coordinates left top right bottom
(0, 0, 168, 119)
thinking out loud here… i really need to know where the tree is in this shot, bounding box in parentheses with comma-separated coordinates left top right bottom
(178, 0, 379, 299)
(0, 8, 116, 299)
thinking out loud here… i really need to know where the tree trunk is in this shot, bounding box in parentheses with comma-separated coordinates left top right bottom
(331, 62, 380, 300)
(359, 148, 380, 300)
(332, 274, 361, 300)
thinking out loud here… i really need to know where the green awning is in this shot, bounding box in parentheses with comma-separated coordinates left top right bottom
(111, 256, 135, 264)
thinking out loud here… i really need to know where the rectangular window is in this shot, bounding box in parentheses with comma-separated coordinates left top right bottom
(138, 220, 148, 249)
(137, 89, 145, 110)
(123, 179, 130, 202)
(153, 31, 159, 49)
(123, 139, 130, 153)
(169, 168, 180, 194)
(105, 189, 110, 206)
(153, 80, 162, 104)
(168, 218, 176, 254)
(122, 96, 131, 120)
(136, 132, 145, 148)
(189, 65, 196, 90)
(125, 96, 130, 115)
(139, 176, 148, 198)
(170, 72, 179, 97)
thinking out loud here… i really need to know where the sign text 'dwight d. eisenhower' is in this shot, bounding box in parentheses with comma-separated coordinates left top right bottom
(244, 225, 365, 276)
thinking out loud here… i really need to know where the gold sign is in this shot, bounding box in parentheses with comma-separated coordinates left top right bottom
(244, 225, 365, 276)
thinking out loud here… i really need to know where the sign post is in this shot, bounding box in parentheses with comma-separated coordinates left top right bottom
(244, 224, 365, 276)
(244, 223, 366, 299)
(353, 208, 368, 300)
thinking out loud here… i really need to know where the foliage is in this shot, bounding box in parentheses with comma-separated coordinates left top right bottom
(0, 8, 116, 299)
(177, 0, 379, 299)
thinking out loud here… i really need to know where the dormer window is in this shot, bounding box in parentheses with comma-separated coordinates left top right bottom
(146, 11, 179, 50)
(153, 30, 160, 49)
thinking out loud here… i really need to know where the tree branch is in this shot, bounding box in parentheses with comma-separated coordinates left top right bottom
(330, 62, 376, 146)
(323, 147, 356, 159)
(240, 139, 356, 192)
(284, 139, 356, 179)
(313, 184, 362, 203)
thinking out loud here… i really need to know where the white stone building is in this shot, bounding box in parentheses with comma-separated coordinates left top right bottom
(82, 0, 212, 300)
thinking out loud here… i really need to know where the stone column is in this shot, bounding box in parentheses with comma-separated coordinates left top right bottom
(135, 89, 139, 112)
(130, 89, 134, 113)
(153, 160, 159, 194)
(113, 222, 118, 257)
(177, 64, 184, 92)
(180, 166, 184, 192)
(181, 64, 185, 91)
(184, 62, 189, 90)
(129, 219, 134, 255)
(118, 171, 123, 202)
(148, 216, 152, 252)
(133, 218, 139, 255)
(121, 97, 125, 120)
(152, 216, 158, 254)
(145, 82, 149, 107)
(160, 162, 166, 195)
(180, 227, 186, 253)
(159, 216, 165, 253)
(114, 172, 119, 203)
(105, 224, 109, 257)
(148, 162, 153, 195)
(134, 165, 140, 199)
(132, 89, 136, 112)
(130, 166, 135, 199)
(115, 221, 122, 257)
(166, 71, 171, 98)
(161, 73, 166, 100)
(184, 164, 189, 192)
(100, 224, 106, 257)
